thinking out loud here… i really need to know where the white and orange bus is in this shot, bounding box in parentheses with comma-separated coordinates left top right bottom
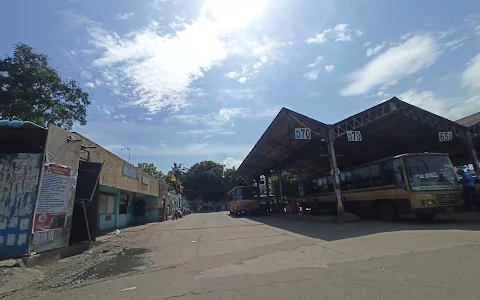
(298, 153, 464, 221)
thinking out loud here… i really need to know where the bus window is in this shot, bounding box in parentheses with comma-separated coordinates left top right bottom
(380, 160, 394, 185)
(344, 171, 353, 190)
(393, 158, 406, 189)
(370, 164, 381, 187)
(357, 166, 371, 188)
(327, 176, 334, 192)
(320, 177, 328, 192)
(351, 168, 362, 189)
(340, 172, 346, 190)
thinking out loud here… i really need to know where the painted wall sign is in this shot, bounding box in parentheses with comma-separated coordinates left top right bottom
(122, 165, 138, 180)
(142, 174, 150, 185)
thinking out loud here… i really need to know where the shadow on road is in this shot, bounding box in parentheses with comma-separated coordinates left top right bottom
(242, 213, 480, 241)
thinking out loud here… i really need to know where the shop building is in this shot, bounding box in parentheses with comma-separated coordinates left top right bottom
(73, 134, 167, 232)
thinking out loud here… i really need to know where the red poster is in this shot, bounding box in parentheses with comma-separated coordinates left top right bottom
(33, 212, 67, 232)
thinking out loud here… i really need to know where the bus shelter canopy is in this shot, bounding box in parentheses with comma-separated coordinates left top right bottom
(237, 97, 477, 179)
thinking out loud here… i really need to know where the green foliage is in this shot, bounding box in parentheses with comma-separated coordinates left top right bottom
(0, 43, 91, 130)
(263, 171, 298, 199)
(182, 161, 250, 202)
(137, 162, 164, 179)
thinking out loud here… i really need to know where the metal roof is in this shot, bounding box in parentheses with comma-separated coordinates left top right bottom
(237, 97, 474, 179)
(0, 120, 46, 130)
(456, 112, 480, 127)
(237, 107, 329, 178)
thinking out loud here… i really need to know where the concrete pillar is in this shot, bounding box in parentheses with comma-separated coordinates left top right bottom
(328, 130, 343, 214)
(278, 170, 283, 212)
(114, 189, 120, 228)
(265, 174, 270, 196)
(464, 131, 480, 177)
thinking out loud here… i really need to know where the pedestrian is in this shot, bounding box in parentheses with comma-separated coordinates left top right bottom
(456, 169, 478, 211)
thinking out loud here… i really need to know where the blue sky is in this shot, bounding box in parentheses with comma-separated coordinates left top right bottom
(2, 0, 480, 173)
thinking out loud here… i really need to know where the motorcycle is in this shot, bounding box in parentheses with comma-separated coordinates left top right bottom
(172, 210, 183, 220)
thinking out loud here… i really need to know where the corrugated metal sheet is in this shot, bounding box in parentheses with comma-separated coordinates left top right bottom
(455, 112, 480, 127)
(0, 120, 46, 130)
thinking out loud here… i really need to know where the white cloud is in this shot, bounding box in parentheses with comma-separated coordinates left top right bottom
(325, 65, 335, 72)
(303, 70, 320, 80)
(105, 142, 252, 158)
(217, 88, 255, 101)
(116, 12, 134, 20)
(85, 82, 95, 88)
(81, 70, 93, 80)
(416, 76, 424, 83)
(306, 24, 362, 44)
(307, 56, 323, 68)
(170, 106, 280, 127)
(366, 42, 385, 56)
(224, 71, 239, 79)
(238, 77, 247, 83)
(341, 33, 441, 96)
(462, 53, 480, 93)
(364, 41, 372, 47)
(444, 36, 467, 51)
(222, 157, 242, 169)
(438, 29, 454, 39)
(179, 128, 235, 135)
(399, 89, 480, 121)
(71, 2, 280, 114)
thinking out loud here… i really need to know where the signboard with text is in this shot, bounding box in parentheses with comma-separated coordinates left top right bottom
(438, 131, 453, 142)
(295, 128, 311, 140)
(346, 131, 362, 142)
(122, 165, 138, 180)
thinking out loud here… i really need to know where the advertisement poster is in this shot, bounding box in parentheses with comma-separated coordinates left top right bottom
(0, 153, 42, 256)
(33, 164, 73, 232)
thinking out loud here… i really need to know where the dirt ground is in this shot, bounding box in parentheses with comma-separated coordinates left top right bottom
(0, 222, 161, 298)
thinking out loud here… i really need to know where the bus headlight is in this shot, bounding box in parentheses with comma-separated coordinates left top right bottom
(427, 200, 434, 206)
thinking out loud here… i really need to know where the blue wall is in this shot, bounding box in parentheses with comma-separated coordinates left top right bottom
(146, 210, 159, 223)
(98, 214, 116, 231)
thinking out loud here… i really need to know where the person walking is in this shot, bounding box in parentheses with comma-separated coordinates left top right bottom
(457, 169, 478, 211)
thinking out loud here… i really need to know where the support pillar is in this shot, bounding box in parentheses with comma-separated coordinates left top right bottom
(327, 130, 344, 214)
(278, 170, 283, 212)
(256, 176, 261, 191)
(266, 174, 270, 196)
(464, 131, 480, 177)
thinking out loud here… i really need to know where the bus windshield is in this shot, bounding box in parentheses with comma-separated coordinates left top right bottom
(404, 155, 461, 191)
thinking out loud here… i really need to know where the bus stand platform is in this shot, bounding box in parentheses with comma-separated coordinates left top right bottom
(237, 97, 480, 222)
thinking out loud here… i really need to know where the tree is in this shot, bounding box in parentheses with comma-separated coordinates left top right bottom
(183, 161, 225, 201)
(0, 43, 91, 130)
(264, 171, 299, 199)
(137, 162, 164, 179)
(223, 167, 249, 191)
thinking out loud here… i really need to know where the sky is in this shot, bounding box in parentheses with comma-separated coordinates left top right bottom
(2, 0, 480, 173)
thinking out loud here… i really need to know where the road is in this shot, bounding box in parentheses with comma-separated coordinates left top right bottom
(6, 212, 480, 300)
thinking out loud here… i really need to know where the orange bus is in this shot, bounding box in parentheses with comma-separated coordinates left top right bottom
(298, 153, 464, 221)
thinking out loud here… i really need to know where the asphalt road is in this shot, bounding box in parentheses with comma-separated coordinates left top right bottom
(13, 212, 480, 300)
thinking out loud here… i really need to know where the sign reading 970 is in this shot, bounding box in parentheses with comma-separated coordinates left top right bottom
(295, 128, 311, 140)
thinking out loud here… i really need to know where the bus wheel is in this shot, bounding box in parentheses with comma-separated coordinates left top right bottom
(417, 214, 435, 221)
(377, 201, 397, 221)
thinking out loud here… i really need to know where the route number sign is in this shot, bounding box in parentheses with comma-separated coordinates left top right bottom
(438, 132, 453, 142)
(295, 128, 311, 140)
(346, 131, 362, 142)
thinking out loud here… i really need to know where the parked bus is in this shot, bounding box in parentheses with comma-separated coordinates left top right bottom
(227, 186, 261, 216)
(298, 153, 464, 221)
